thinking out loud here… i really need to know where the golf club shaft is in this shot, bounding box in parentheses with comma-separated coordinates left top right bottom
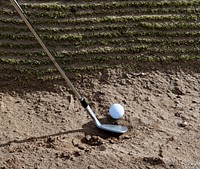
(10, 0, 82, 100)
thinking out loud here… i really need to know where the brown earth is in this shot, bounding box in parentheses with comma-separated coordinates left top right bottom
(0, 64, 199, 169)
(1, 0, 200, 168)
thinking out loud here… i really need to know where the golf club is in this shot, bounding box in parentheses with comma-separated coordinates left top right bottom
(10, 0, 128, 134)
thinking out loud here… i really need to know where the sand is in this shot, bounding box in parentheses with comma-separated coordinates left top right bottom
(0, 66, 199, 169)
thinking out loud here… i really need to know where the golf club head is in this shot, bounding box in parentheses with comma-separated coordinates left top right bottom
(98, 124, 128, 134)
(85, 105, 128, 134)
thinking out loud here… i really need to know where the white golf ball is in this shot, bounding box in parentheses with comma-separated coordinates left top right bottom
(109, 103, 124, 119)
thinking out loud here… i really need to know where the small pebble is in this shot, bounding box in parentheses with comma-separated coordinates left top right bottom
(182, 121, 188, 127)
(121, 135, 131, 139)
(178, 121, 188, 127)
(88, 165, 96, 169)
(85, 135, 92, 141)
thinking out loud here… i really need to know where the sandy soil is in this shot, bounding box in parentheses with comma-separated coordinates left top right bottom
(0, 66, 200, 169)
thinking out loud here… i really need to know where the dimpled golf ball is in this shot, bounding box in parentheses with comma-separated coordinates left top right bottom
(109, 103, 124, 119)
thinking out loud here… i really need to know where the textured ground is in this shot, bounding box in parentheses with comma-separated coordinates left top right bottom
(0, 66, 200, 169)
(0, 0, 200, 168)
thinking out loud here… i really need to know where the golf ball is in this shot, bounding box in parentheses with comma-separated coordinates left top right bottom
(109, 103, 124, 119)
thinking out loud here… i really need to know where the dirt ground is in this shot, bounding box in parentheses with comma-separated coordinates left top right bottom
(0, 64, 200, 169)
